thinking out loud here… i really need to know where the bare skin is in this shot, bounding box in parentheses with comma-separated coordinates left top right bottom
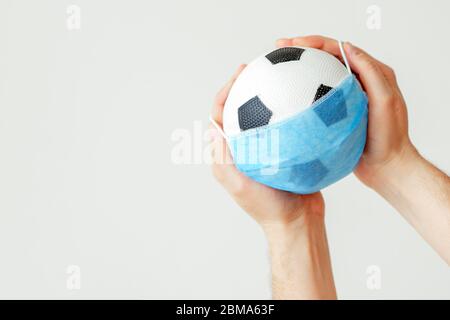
(210, 35, 450, 299)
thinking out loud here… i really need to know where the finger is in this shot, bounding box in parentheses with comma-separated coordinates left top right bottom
(209, 124, 249, 194)
(276, 38, 294, 48)
(277, 35, 352, 72)
(212, 64, 246, 125)
(277, 35, 342, 57)
(344, 42, 394, 101)
(282, 35, 383, 69)
(344, 44, 398, 88)
(209, 125, 232, 165)
(284, 36, 394, 99)
(286, 35, 389, 78)
(277, 35, 398, 88)
(293, 35, 343, 56)
(209, 64, 248, 192)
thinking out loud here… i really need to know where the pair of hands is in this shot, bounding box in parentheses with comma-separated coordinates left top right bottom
(210, 35, 416, 230)
(210, 35, 450, 299)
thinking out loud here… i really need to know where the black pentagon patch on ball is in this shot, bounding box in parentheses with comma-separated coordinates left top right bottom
(288, 159, 329, 187)
(238, 96, 273, 131)
(265, 47, 305, 65)
(313, 84, 333, 102)
(314, 88, 347, 127)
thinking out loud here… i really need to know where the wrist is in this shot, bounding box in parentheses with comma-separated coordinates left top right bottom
(261, 210, 325, 246)
(263, 216, 327, 268)
(366, 144, 450, 264)
(367, 142, 422, 194)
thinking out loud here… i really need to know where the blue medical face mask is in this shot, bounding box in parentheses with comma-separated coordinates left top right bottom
(224, 74, 368, 194)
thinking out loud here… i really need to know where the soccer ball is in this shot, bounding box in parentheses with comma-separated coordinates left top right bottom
(223, 47, 349, 136)
(221, 46, 368, 194)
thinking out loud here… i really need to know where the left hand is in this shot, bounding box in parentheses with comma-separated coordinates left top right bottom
(209, 65, 325, 232)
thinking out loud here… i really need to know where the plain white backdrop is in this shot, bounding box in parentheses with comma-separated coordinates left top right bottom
(0, 0, 449, 299)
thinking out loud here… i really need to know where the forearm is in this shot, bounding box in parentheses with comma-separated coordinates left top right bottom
(372, 147, 450, 264)
(263, 214, 337, 300)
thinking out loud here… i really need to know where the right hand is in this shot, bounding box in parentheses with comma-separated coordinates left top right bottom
(276, 35, 419, 190)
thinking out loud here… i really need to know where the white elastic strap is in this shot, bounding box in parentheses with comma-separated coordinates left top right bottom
(209, 115, 229, 141)
(338, 40, 352, 74)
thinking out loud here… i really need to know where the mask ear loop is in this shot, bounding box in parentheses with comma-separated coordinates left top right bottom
(209, 115, 229, 142)
(338, 40, 352, 75)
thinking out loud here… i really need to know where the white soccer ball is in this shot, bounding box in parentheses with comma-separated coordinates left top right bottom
(223, 47, 349, 137)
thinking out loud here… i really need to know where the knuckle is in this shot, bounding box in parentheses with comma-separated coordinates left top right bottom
(352, 46, 364, 57)
(385, 65, 396, 79)
(390, 71, 397, 81)
(386, 65, 394, 75)
(362, 56, 379, 72)
(380, 93, 396, 106)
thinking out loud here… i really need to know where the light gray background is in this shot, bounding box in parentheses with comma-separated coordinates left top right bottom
(0, 0, 448, 299)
